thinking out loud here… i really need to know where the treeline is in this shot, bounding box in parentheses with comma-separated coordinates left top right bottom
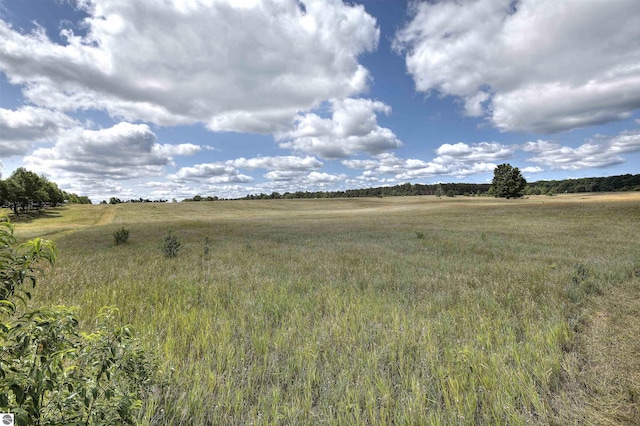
(237, 173, 640, 201)
(182, 195, 218, 202)
(525, 173, 640, 195)
(105, 197, 168, 204)
(241, 182, 492, 200)
(0, 167, 90, 215)
(94, 173, 640, 204)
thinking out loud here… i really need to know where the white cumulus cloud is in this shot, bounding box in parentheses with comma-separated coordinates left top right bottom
(522, 128, 640, 170)
(171, 154, 323, 184)
(0, 0, 379, 132)
(277, 98, 402, 159)
(394, 0, 640, 133)
(434, 142, 514, 163)
(230, 156, 323, 171)
(343, 152, 496, 181)
(0, 106, 77, 155)
(23, 122, 202, 180)
(521, 166, 544, 174)
(170, 163, 252, 183)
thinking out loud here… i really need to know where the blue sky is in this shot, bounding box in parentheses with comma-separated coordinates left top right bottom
(1, 0, 639, 201)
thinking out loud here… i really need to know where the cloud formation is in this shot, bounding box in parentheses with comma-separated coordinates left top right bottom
(343, 151, 497, 182)
(0, 0, 379, 132)
(394, 0, 640, 133)
(171, 155, 323, 184)
(230, 156, 323, 171)
(0, 106, 77, 155)
(24, 122, 201, 179)
(434, 142, 514, 163)
(277, 98, 402, 159)
(522, 129, 640, 170)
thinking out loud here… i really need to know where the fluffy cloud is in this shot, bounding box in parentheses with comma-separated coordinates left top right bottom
(0, 106, 77, 155)
(394, 0, 640, 133)
(340, 142, 509, 182)
(522, 129, 640, 170)
(23, 122, 201, 180)
(434, 142, 514, 163)
(343, 152, 496, 181)
(277, 98, 402, 159)
(521, 166, 544, 174)
(170, 163, 253, 183)
(263, 170, 347, 184)
(0, 0, 379, 132)
(230, 156, 322, 171)
(306, 171, 345, 183)
(171, 155, 322, 184)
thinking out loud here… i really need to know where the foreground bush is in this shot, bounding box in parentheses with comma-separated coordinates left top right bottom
(0, 221, 158, 425)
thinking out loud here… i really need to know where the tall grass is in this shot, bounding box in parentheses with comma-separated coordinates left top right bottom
(16, 194, 640, 424)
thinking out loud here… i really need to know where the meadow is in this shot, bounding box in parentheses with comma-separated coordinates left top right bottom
(10, 193, 640, 425)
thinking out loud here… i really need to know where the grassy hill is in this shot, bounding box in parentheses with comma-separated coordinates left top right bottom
(8, 193, 640, 424)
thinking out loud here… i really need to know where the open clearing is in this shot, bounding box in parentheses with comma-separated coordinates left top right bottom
(10, 193, 640, 425)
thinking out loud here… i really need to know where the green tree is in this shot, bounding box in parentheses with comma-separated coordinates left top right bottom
(490, 163, 526, 199)
(3, 168, 52, 214)
(41, 176, 65, 207)
(64, 192, 91, 204)
(6, 169, 31, 214)
(0, 178, 7, 206)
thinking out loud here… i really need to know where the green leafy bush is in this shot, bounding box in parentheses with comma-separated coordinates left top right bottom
(162, 231, 181, 258)
(113, 227, 130, 245)
(0, 220, 159, 425)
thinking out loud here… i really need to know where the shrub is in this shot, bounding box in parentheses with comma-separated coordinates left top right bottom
(1, 306, 158, 425)
(113, 227, 130, 245)
(0, 220, 159, 425)
(163, 231, 181, 258)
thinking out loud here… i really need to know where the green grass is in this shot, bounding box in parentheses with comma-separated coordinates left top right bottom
(13, 193, 640, 424)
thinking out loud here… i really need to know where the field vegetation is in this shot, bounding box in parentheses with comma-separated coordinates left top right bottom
(8, 193, 640, 424)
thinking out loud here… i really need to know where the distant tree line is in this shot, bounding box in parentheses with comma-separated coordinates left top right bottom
(182, 195, 218, 202)
(524, 173, 640, 195)
(240, 182, 492, 200)
(232, 173, 640, 201)
(0, 167, 90, 215)
(105, 197, 168, 204)
(81, 172, 640, 205)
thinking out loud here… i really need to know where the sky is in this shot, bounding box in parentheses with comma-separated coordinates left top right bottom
(0, 0, 639, 202)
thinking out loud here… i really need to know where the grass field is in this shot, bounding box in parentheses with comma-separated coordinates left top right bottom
(9, 193, 640, 425)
